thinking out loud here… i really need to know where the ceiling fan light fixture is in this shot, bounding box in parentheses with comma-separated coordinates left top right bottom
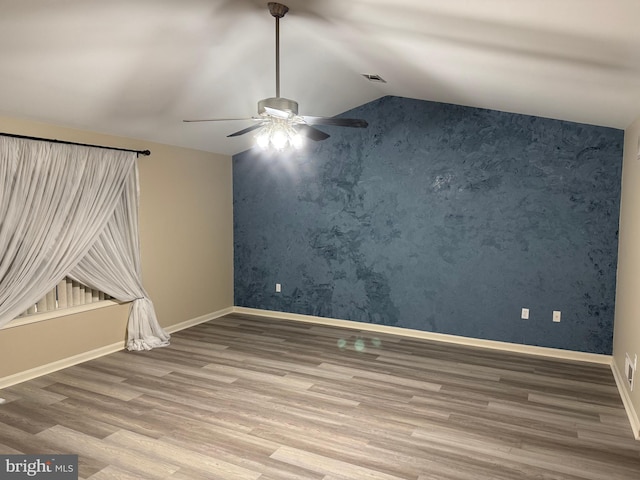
(271, 128, 289, 150)
(290, 131, 304, 149)
(255, 119, 303, 151)
(255, 129, 271, 149)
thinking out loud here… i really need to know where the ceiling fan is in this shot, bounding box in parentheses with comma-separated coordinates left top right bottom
(184, 2, 368, 149)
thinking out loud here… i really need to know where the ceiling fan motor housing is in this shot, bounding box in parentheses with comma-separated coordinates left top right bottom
(258, 97, 299, 115)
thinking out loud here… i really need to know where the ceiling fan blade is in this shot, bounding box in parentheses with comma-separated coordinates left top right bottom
(183, 117, 257, 123)
(227, 123, 265, 137)
(297, 124, 330, 141)
(264, 106, 290, 119)
(302, 116, 368, 128)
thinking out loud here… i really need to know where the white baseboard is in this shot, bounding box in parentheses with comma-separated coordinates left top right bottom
(0, 306, 234, 390)
(0, 341, 125, 390)
(232, 307, 613, 365)
(611, 361, 640, 440)
(3, 304, 630, 439)
(164, 306, 234, 334)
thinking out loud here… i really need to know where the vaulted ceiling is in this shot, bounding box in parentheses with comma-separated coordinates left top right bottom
(0, 0, 638, 155)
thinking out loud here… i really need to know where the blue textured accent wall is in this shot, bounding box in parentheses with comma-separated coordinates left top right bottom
(233, 96, 623, 354)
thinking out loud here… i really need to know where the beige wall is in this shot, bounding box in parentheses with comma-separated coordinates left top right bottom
(0, 304, 132, 378)
(613, 115, 640, 431)
(0, 116, 233, 380)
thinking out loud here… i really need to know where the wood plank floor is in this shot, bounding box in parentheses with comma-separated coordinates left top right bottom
(1, 313, 639, 479)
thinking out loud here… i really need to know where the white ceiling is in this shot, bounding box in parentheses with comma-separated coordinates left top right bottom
(0, 0, 639, 156)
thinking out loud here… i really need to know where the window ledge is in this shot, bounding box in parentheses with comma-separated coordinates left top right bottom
(1, 300, 126, 330)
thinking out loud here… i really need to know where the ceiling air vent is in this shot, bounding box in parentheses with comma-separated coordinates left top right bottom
(362, 74, 386, 83)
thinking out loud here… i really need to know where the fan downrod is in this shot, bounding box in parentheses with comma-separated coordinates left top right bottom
(268, 2, 289, 18)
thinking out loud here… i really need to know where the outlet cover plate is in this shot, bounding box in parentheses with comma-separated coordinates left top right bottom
(625, 353, 637, 391)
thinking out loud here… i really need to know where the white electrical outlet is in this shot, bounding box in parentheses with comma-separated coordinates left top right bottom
(521, 308, 529, 320)
(275, 283, 281, 293)
(553, 310, 561, 322)
(625, 353, 637, 391)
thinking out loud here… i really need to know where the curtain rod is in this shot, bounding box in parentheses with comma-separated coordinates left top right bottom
(0, 132, 151, 156)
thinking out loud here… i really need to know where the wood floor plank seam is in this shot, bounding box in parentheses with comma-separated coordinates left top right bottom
(0, 313, 639, 479)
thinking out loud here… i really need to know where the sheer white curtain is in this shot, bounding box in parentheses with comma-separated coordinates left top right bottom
(0, 137, 134, 326)
(0, 136, 169, 351)
(69, 165, 170, 351)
